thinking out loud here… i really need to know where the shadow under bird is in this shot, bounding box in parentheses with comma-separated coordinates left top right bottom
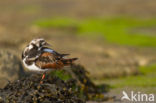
(22, 38, 78, 83)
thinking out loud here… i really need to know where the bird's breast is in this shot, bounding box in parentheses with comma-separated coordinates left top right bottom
(22, 58, 47, 72)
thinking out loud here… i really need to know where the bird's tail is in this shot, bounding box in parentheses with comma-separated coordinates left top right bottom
(61, 58, 78, 66)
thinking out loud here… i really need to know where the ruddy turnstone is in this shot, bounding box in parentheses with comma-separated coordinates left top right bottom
(22, 38, 78, 83)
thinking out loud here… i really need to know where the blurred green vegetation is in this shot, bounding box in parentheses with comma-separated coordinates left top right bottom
(97, 64, 156, 88)
(34, 17, 156, 47)
(51, 70, 72, 81)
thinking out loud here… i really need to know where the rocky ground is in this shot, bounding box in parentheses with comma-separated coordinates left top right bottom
(0, 74, 84, 103)
(0, 50, 25, 88)
(0, 64, 113, 103)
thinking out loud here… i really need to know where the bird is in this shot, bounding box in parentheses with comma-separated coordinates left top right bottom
(22, 38, 78, 84)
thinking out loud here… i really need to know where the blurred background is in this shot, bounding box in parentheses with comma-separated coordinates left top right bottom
(0, 0, 156, 100)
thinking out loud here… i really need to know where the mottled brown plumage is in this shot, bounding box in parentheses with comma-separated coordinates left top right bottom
(35, 52, 77, 69)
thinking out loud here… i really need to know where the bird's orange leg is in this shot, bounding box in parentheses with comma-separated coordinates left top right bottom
(40, 72, 46, 84)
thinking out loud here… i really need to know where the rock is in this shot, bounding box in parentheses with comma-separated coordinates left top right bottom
(0, 64, 111, 102)
(0, 50, 25, 88)
(51, 64, 110, 101)
(0, 74, 84, 103)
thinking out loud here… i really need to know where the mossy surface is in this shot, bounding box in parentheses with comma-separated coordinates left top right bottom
(97, 64, 156, 88)
(34, 17, 156, 47)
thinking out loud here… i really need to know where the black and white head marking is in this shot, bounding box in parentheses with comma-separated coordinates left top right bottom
(22, 38, 50, 60)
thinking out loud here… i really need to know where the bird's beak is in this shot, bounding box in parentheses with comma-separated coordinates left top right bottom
(44, 42, 52, 47)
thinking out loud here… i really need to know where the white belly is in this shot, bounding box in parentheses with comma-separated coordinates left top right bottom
(22, 59, 48, 72)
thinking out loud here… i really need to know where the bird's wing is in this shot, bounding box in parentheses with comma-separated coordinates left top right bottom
(41, 47, 70, 58)
(42, 48, 54, 53)
(35, 52, 64, 69)
(26, 48, 40, 60)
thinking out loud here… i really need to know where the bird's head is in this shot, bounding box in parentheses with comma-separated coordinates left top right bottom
(29, 38, 51, 49)
(22, 38, 51, 59)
